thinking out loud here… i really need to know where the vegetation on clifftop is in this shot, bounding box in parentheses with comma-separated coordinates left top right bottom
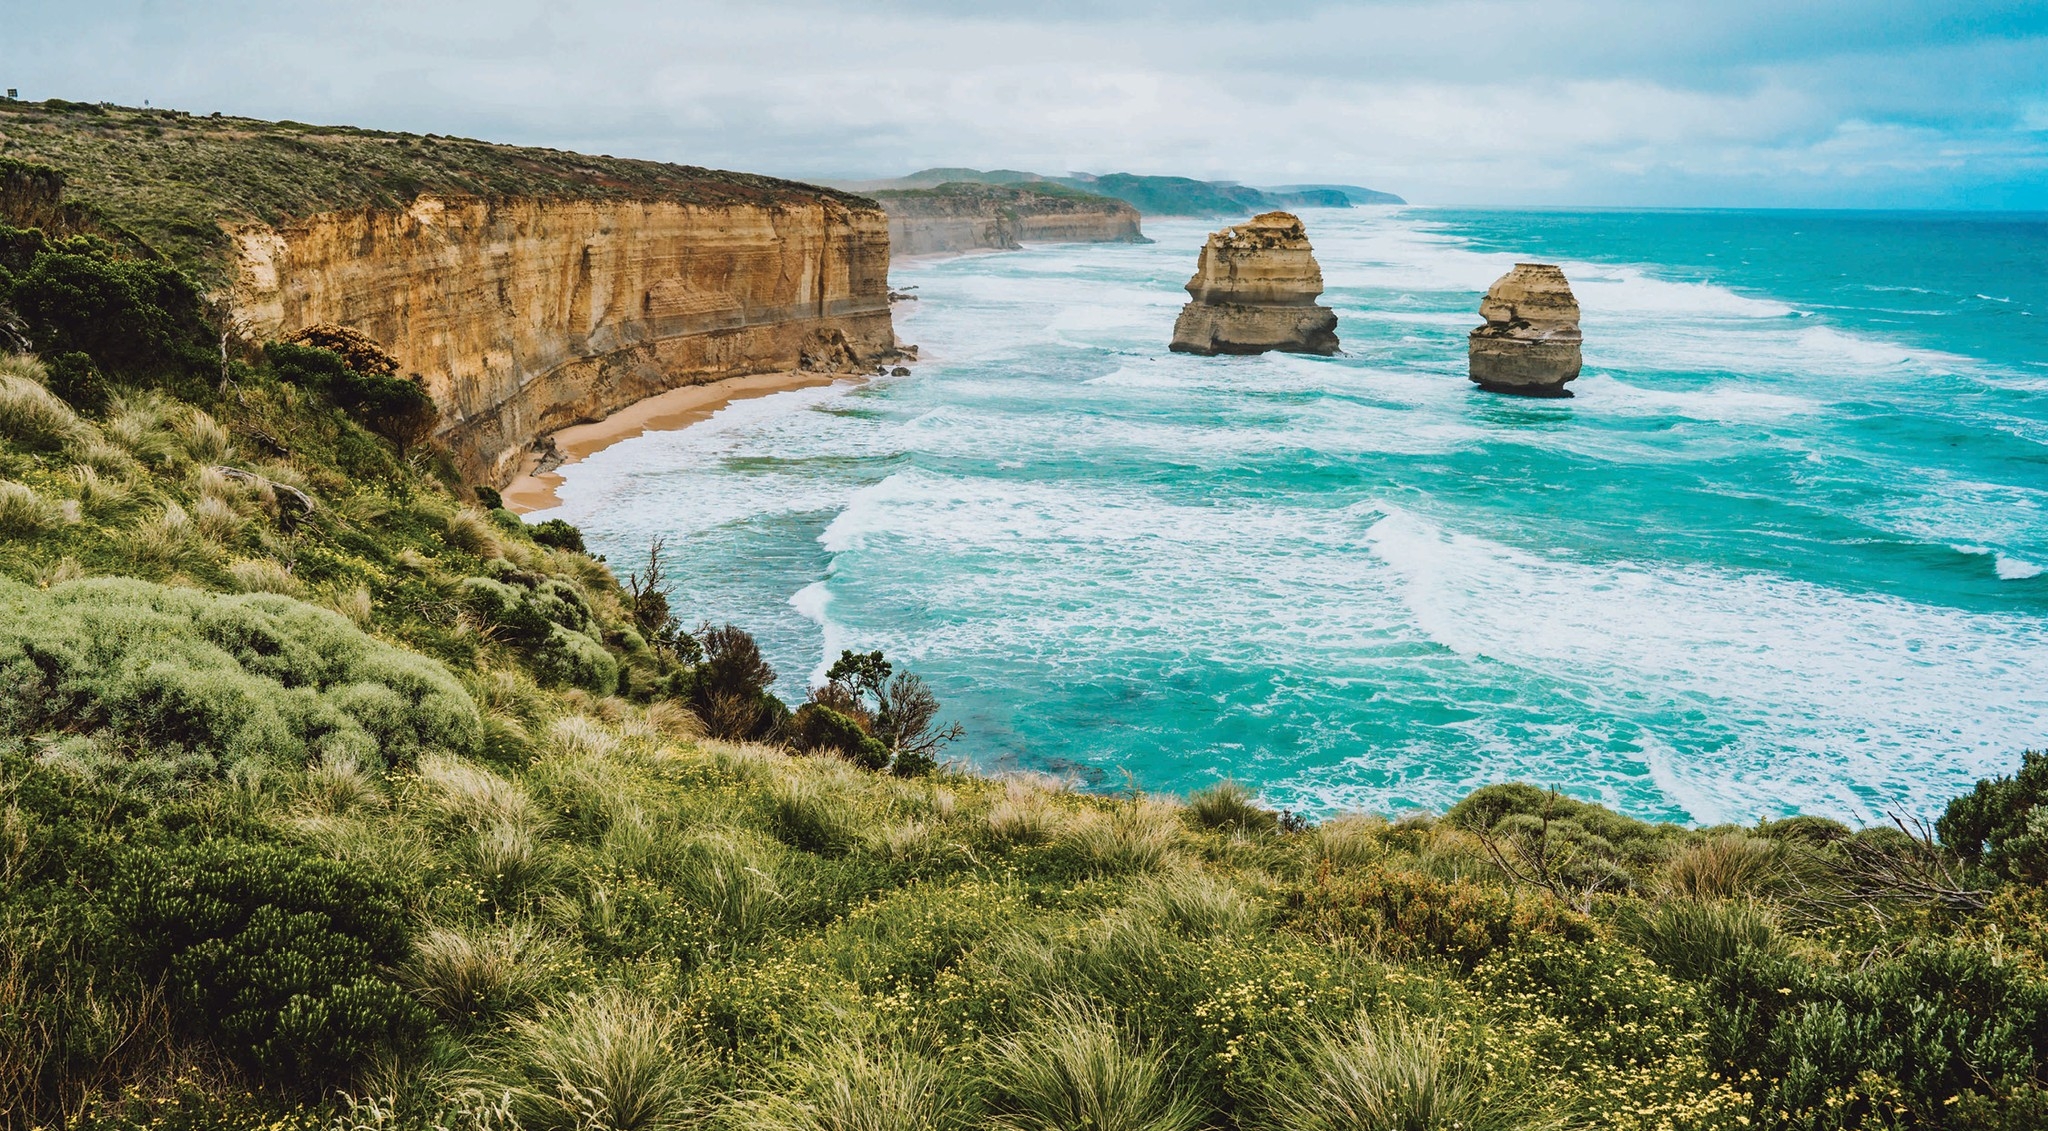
(0, 123, 2045, 1131)
(0, 100, 877, 284)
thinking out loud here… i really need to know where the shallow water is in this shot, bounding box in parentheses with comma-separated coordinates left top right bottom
(535, 208, 2048, 825)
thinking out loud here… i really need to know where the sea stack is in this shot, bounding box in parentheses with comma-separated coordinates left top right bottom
(1467, 263, 1583, 396)
(1169, 211, 1339, 356)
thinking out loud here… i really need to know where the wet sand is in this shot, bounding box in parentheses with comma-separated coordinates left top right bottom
(501, 370, 846, 513)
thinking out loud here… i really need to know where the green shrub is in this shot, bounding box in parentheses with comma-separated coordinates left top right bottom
(1616, 898, 1778, 983)
(265, 340, 437, 451)
(790, 702, 889, 770)
(460, 569, 617, 692)
(690, 622, 780, 740)
(115, 838, 427, 1085)
(528, 517, 585, 553)
(1940, 750, 2048, 881)
(5, 233, 215, 398)
(1281, 866, 1590, 970)
(0, 576, 481, 774)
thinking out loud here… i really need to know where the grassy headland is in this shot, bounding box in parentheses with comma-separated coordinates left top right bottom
(0, 98, 874, 286)
(0, 116, 2044, 1131)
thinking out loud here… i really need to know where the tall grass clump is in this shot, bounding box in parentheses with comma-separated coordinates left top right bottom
(769, 772, 858, 855)
(1618, 898, 1778, 982)
(1129, 869, 1264, 937)
(0, 480, 59, 535)
(406, 921, 563, 1023)
(1259, 1012, 1551, 1131)
(738, 1039, 970, 1131)
(987, 780, 1060, 847)
(1663, 833, 1784, 901)
(1186, 780, 1279, 834)
(986, 997, 1202, 1131)
(1062, 800, 1181, 875)
(0, 360, 89, 450)
(506, 989, 701, 1131)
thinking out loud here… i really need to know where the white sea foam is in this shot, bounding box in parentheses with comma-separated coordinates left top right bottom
(1997, 556, 2044, 580)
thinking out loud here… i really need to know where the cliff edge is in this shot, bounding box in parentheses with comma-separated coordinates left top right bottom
(0, 99, 897, 485)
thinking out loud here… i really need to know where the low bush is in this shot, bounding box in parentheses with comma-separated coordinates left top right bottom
(0, 577, 481, 776)
(116, 839, 427, 1086)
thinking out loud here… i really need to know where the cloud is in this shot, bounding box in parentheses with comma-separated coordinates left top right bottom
(1, 0, 2043, 206)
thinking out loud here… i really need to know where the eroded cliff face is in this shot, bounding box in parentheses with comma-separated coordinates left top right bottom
(227, 194, 895, 485)
(874, 184, 1144, 258)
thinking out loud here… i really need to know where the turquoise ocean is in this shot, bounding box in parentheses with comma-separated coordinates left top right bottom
(533, 208, 2048, 825)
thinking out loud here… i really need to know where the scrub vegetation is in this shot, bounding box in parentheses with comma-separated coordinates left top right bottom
(1, 146, 2047, 1131)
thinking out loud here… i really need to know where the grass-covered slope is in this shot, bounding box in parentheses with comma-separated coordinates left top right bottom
(1, 125, 2046, 1131)
(0, 99, 875, 283)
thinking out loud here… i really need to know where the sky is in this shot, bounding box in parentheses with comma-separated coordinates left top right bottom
(3, 0, 2045, 208)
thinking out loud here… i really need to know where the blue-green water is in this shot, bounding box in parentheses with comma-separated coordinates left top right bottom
(536, 208, 2048, 824)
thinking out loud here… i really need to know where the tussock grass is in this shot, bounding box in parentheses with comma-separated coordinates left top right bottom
(769, 772, 859, 855)
(1664, 833, 1785, 901)
(739, 1039, 968, 1131)
(1130, 868, 1265, 937)
(325, 585, 374, 627)
(987, 780, 1060, 847)
(1263, 1012, 1553, 1131)
(1186, 780, 1279, 834)
(506, 989, 701, 1131)
(129, 501, 194, 564)
(227, 557, 300, 595)
(1062, 799, 1181, 875)
(416, 753, 546, 835)
(71, 463, 131, 512)
(1619, 898, 1778, 982)
(406, 921, 563, 1022)
(443, 507, 504, 558)
(0, 480, 59, 535)
(299, 749, 384, 815)
(0, 367, 89, 450)
(987, 997, 1202, 1131)
(173, 409, 233, 464)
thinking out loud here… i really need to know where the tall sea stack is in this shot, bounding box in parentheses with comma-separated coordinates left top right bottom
(1468, 263, 1583, 396)
(1169, 212, 1339, 356)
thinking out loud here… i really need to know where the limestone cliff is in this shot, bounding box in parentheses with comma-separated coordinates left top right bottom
(1468, 263, 1582, 396)
(1169, 212, 1339, 356)
(0, 101, 899, 486)
(872, 182, 1144, 258)
(228, 195, 893, 486)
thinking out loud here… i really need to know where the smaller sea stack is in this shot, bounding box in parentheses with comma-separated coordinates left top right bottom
(1169, 211, 1339, 356)
(1468, 263, 1583, 396)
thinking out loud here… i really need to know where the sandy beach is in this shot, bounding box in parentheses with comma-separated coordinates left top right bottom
(501, 370, 847, 512)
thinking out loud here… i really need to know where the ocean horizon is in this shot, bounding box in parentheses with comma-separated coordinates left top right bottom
(533, 205, 2048, 827)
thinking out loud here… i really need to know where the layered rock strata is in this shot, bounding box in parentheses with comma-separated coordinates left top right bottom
(227, 194, 895, 485)
(1468, 263, 1582, 396)
(873, 182, 1144, 258)
(1168, 212, 1339, 356)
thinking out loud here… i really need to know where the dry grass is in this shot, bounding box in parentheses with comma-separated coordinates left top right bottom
(299, 749, 384, 815)
(325, 585, 375, 627)
(987, 780, 1061, 847)
(416, 753, 546, 835)
(405, 921, 562, 1022)
(988, 996, 1201, 1131)
(1061, 800, 1181, 875)
(506, 989, 700, 1131)
(0, 365, 89, 450)
(173, 409, 233, 464)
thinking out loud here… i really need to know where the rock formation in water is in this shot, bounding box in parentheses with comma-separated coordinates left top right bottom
(1467, 263, 1583, 396)
(872, 182, 1145, 258)
(1168, 212, 1339, 356)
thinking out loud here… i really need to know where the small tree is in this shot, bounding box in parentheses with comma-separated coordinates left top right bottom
(875, 671, 962, 776)
(692, 622, 777, 740)
(626, 537, 697, 663)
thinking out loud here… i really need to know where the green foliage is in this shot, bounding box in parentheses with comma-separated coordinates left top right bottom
(528, 517, 585, 553)
(116, 838, 426, 1085)
(264, 341, 437, 451)
(459, 565, 617, 692)
(1282, 865, 1591, 970)
(0, 577, 482, 778)
(691, 621, 780, 740)
(1256, 1011, 1551, 1131)
(790, 702, 890, 770)
(2, 227, 215, 400)
(1186, 780, 1279, 834)
(985, 997, 1203, 1131)
(1940, 749, 2048, 881)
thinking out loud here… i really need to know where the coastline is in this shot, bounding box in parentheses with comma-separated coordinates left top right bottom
(500, 370, 849, 513)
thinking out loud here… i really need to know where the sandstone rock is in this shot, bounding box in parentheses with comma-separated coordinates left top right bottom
(227, 194, 895, 485)
(1168, 212, 1338, 356)
(874, 182, 1145, 258)
(1468, 263, 1582, 396)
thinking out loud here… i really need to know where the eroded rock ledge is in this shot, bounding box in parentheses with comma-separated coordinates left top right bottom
(1169, 212, 1339, 357)
(1468, 263, 1582, 396)
(228, 194, 895, 485)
